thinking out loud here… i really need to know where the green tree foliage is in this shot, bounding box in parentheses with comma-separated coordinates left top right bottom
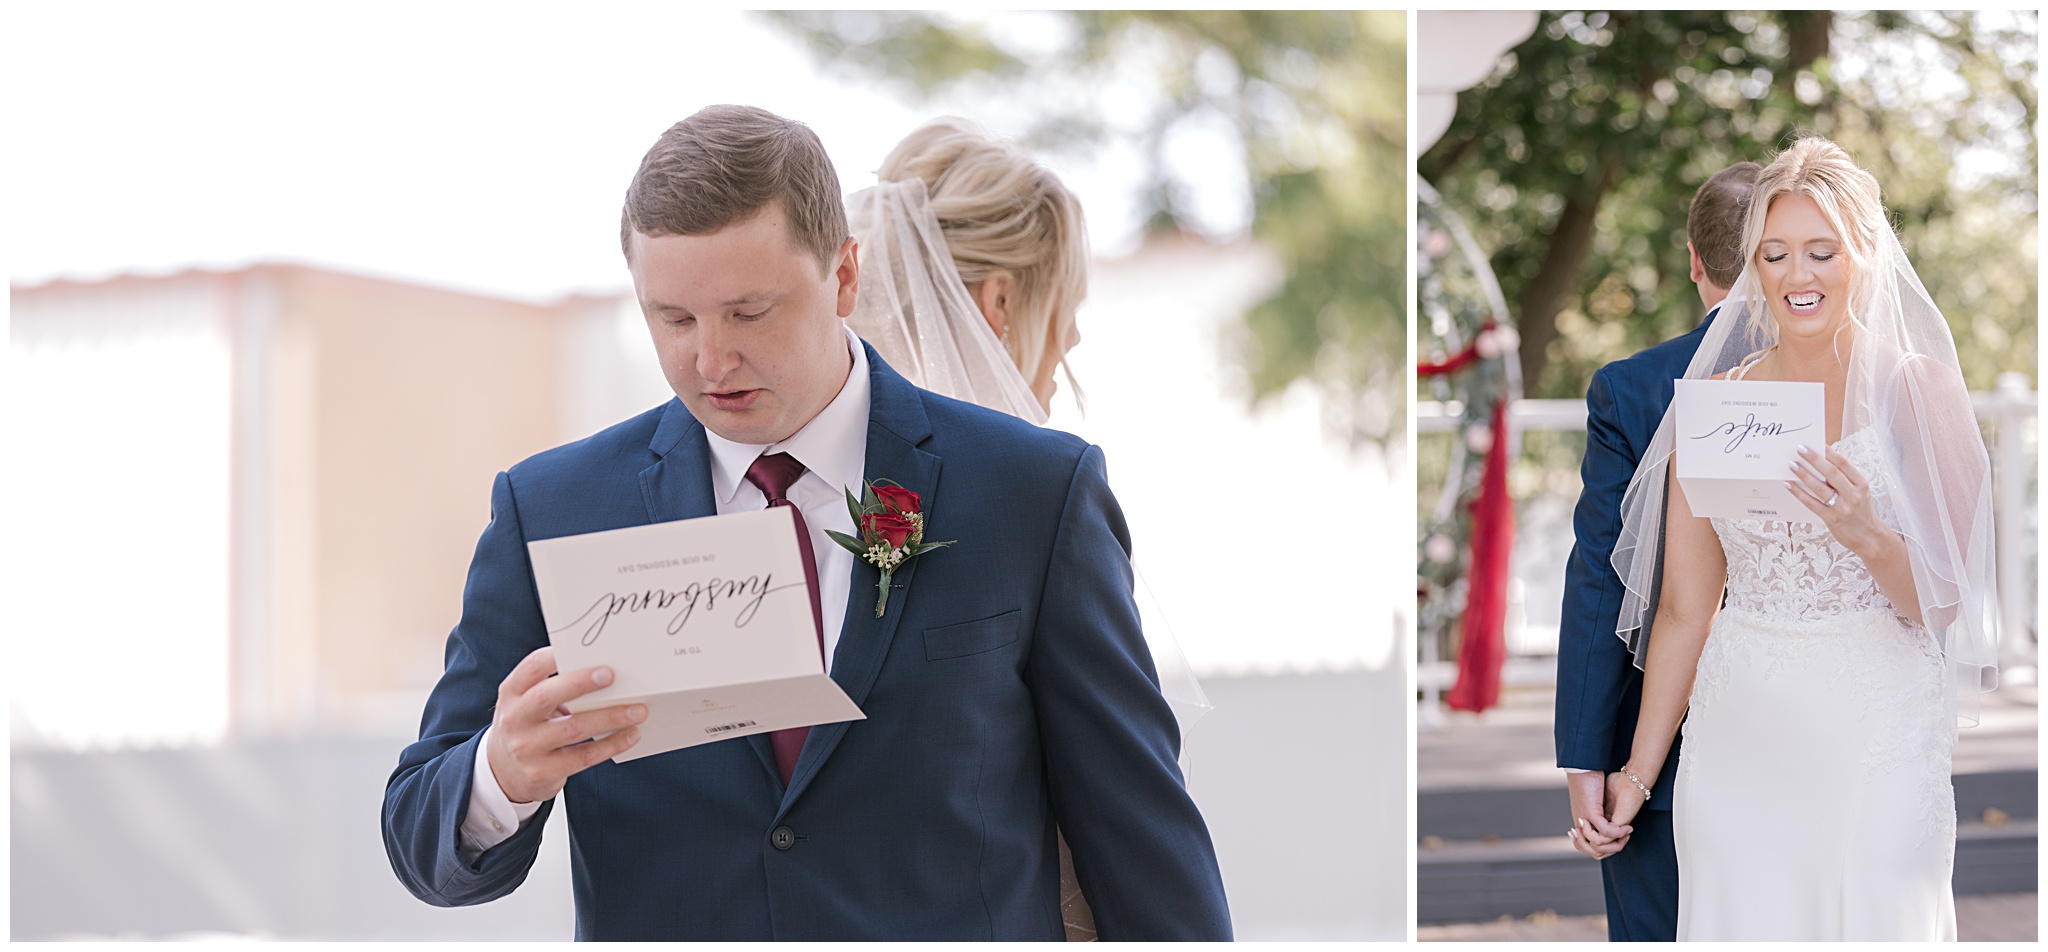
(1420, 11, 2036, 397)
(766, 11, 1408, 446)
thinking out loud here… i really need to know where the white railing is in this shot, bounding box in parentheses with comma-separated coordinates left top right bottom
(1416, 373, 2038, 717)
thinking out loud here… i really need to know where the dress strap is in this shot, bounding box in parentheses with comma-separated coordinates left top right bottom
(1730, 347, 1773, 381)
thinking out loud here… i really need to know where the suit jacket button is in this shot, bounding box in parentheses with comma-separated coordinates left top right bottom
(770, 826, 797, 851)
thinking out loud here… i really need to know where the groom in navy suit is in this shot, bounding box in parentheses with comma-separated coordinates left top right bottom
(1553, 162, 1759, 941)
(381, 105, 1230, 940)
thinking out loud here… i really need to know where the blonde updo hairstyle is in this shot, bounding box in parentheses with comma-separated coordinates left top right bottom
(877, 117, 1088, 393)
(1736, 136, 1891, 348)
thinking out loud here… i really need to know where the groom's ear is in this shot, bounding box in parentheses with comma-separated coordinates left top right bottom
(1687, 241, 1707, 284)
(832, 237, 860, 319)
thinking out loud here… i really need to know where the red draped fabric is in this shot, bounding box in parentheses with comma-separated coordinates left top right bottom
(1445, 399, 1513, 713)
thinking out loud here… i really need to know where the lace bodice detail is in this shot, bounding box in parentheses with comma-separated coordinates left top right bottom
(1709, 428, 1906, 624)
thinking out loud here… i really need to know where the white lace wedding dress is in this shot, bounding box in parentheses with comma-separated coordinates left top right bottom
(1675, 427, 1959, 941)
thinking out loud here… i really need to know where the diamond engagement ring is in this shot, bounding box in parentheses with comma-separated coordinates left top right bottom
(1824, 490, 1840, 507)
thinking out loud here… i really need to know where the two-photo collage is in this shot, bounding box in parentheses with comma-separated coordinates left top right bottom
(8, 7, 2036, 943)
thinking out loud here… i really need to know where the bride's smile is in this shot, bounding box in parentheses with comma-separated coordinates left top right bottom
(1755, 192, 1852, 343)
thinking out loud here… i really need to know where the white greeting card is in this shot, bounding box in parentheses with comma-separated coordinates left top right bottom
(526, 507, 863, 763)
(1673, 378, 1827, 524)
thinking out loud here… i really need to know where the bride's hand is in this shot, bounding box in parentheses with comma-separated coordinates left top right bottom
(1604, 770, 1648, 829)
(1566, 771, 1631, 860)
(1787, 445, 1891, 557)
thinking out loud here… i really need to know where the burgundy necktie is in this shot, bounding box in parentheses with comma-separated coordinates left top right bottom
(744, 452, 826, 785)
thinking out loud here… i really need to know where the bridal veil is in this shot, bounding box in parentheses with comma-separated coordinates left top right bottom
(846, 179, 1049, 425)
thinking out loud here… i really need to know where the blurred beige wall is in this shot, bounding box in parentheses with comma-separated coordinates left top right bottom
(277, 266, 569, 729)
(12, 264, 624, 742)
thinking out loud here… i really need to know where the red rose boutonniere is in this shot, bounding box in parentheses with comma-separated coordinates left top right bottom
(825, 479, 954, 617)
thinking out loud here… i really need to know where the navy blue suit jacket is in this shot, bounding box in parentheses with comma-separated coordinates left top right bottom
(382, 344, 1231, 940)
(1553, 311, 1718, 808)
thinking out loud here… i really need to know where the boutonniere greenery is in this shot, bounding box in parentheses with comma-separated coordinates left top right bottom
(826, 479, 953, 618)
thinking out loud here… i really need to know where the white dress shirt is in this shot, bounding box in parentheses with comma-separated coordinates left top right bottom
(459, 327, 872, 861)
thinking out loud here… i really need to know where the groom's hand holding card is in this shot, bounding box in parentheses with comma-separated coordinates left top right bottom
(1674, 378, 1827, 524)
(526, 508, 864, 763)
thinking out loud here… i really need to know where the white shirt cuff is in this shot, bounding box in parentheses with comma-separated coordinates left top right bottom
(458, 726, 543, 861)
(1562, 767, 1593, 774)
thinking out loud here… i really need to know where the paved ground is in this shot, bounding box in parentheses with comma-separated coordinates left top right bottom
(1418, 892, 2038, 942)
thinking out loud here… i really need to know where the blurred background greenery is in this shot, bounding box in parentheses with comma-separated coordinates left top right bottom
(767, 10, 1408, 447)
(1420, 10, 2037, 400)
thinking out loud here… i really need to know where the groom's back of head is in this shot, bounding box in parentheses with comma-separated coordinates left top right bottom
(620, 105, 847, 270)
(1687, 162, 1763, 290)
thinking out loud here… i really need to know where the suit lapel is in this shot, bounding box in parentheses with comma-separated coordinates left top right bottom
(637, 399, 782, 782)
(637, 398, 716, 522)
(779, 345, 939, 813)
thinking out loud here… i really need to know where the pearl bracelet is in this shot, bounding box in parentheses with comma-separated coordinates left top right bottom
(1619, 764, 1652, 802)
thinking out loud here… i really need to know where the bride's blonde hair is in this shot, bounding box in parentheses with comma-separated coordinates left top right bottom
(878, 117, 1088, 391)
(1736, 136, 1891, 349)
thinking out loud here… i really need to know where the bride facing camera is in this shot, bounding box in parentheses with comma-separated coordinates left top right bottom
(1605, 137, 1997, 941)
(845, 116, 1086, 422)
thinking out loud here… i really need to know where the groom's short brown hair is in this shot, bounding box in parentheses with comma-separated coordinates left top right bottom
(1687, 162, 1763, 289)
(620, 105, 847, 270)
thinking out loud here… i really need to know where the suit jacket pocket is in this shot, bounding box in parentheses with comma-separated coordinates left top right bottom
(923, 610, 1021, 661)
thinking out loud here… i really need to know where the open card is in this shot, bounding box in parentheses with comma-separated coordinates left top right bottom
(526, 507, 863, 763)
(1673, 378, 1827, 525)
